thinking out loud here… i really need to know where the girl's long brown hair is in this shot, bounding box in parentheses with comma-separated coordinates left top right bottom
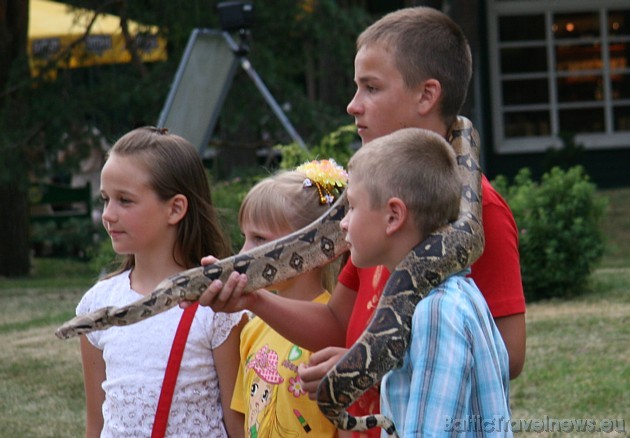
(105, 126, 231, 276)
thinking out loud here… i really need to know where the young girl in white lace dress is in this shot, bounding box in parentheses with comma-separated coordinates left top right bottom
(77, 127, 246, 437)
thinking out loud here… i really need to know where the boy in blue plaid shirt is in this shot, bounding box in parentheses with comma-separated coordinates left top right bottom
(340, 127, 512, 437)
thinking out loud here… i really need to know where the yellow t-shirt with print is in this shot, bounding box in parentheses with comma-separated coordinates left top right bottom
(231, 291, 337, 438)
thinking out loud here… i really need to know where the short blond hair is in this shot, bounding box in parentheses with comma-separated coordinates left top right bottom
(357, 7, 472, 127)
(239, 170, 341, 291)
(348, 128, 461, 239)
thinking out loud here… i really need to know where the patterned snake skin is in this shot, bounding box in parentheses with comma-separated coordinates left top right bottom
(55, 198, 350, 339)
(55, 117, 483, 437)
(315, 116, 485, 436)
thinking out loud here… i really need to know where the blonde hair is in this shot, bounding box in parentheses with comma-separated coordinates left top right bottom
(357, 7, 472, 127)
(238, 170, 341, 291)
(105, 127, 231, 276)
(348, 128, 461, 239)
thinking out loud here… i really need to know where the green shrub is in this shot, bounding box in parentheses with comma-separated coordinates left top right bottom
(275, 123, 357, 170)
(30, 217, 96, 260)
(492, 166, 607, 301)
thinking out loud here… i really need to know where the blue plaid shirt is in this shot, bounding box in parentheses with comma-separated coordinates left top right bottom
(380, 272, 513, 437)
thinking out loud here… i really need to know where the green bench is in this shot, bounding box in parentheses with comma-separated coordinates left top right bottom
(29, 182, 93, 226)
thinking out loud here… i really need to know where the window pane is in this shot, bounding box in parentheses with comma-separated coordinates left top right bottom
(559, 108, 604, 133)
(609, 42, 628, 72)
(494, 7, 630, 148)
(611, 73, 630, 99)
(614, 106, 630, 131)
(499, 15, 545, 41)
(553, 12, 599, 39)
(501, 47, 547, 73)
(502, 78, 548, 105)
(557, 76, 603, 102)
(504, 111, 550, 137)
(556, 43, 602, 72)
(609, 10, 630, 36)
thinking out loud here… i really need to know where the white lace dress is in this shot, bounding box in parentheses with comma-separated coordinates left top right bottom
(77, 270, 245, 437)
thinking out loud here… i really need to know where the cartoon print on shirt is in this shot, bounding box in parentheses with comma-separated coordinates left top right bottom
(282, 344, 308, 398)
(246, 345, 284, 438)
(244, 342, 322, 436)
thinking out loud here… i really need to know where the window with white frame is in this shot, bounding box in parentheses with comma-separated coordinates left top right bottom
(487, 1, 630, 153)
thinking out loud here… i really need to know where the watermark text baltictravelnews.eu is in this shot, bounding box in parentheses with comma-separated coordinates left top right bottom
(444, 416, 626, 433)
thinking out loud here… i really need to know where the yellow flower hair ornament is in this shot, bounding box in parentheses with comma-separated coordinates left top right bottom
(296, 158, 348, 205)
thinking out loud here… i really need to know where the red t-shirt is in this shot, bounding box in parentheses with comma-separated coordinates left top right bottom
(337, 175, 525, 437)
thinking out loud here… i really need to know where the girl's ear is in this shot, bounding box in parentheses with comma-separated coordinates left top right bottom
(416, 78, 442, 116)
(168, 194, 188, 225)
(385, 197, 407, 236)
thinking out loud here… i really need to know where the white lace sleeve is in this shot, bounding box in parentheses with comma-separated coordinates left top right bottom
(74, 272, 131, 349)
(209, 311, 246, 349)
(76, 286, 96, 316)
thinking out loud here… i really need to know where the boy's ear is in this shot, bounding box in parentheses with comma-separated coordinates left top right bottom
(168, 194, 188, 225)
(417, 78, 442, 115)
(385, 197, 407, 236)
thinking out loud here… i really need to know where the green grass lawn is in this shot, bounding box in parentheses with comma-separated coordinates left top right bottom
(598, 187, 630, 268)
(0, 264, 91, 437)
(0, 188, 628, 437)
(509, 268, 629, 436)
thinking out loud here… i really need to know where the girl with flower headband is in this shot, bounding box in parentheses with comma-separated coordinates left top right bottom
(229, 159, 346, 437)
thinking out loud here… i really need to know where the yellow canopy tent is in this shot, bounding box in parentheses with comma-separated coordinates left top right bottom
(28, 0, 167, 78)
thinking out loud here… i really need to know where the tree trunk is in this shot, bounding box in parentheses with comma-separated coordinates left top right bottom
(0, 181, 31, 276)
(0, 0, 28, 90)
(0, 0, 31, 276)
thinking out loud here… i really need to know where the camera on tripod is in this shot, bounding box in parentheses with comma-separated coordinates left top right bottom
(217, 2, 254, 33)
(158, 1, 306, 154)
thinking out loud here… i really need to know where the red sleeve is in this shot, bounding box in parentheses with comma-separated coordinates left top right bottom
(338, 257, 360, 291)
(471, 176, 526, 317)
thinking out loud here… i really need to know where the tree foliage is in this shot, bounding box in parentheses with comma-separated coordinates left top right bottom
(0, 0, 377, 275)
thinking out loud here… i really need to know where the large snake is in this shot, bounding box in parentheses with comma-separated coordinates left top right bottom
(315, 117, 485, 436)
(55, 197, 350, 339)
(55, 117, 483, 437)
